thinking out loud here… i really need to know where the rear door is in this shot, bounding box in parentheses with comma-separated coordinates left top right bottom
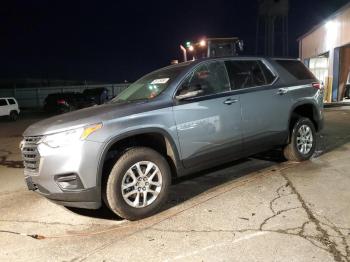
(173, 61, 243, 168)
(224, 59, 292, 154)
(0, 99, 8, 116)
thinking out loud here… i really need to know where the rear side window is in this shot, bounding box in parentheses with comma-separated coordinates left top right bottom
(275, 60, 315, 80)
(8, 99, 16, 105)
(224, 60, 275, 90)
(0, 99, 8, 106)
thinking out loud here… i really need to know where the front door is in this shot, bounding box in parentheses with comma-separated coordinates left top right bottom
(173, 61, 243, 168)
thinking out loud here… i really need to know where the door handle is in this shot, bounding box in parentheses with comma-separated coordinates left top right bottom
(223, 98, 238, 105)
(277, 88, 288, 95)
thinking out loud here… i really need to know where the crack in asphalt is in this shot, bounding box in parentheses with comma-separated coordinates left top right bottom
(149, 172, 350, 262)
(319, 214, 350, 259)
(281, 172, 349, 262)
(259, 206, 302, 230)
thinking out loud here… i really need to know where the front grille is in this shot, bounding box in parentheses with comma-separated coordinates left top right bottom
(22, 136, 42, 173)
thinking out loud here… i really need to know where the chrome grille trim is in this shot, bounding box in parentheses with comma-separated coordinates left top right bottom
(21, 136, 42, 173)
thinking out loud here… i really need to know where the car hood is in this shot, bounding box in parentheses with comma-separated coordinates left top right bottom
(23, 100, 163, 137)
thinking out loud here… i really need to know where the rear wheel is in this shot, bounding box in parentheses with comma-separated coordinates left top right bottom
(345, 85, 350, 99)
(283, 117, 316, 162)
(105, 147, 171, 220)
(59, 106, 69, 114)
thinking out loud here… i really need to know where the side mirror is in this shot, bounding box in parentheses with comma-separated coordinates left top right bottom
(175, 89, 204, 100)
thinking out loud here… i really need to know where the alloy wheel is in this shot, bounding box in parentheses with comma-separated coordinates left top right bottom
(296, 124, 313, 155)
(121, 161, 162, 208)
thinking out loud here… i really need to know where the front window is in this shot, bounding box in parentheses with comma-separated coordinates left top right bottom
(0, 99, 7, 106)
(176, 61, 230, 98)
(111, 65, 187, 103)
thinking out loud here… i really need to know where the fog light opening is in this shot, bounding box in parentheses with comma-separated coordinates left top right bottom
(55, 174, 84, 191)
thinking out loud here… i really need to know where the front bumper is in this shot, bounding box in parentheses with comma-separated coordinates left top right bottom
(22, 138, 103, 209)
(25, 176, 100, 208)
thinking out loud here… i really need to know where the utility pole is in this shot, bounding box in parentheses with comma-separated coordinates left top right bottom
(256, 0, 289, 57)
(180, 45, 187, 62)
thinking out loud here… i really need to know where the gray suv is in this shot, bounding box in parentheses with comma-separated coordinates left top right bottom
(21, 57, 324, 220)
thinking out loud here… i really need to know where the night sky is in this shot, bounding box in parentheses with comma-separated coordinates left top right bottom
(1, 0, 349, 83)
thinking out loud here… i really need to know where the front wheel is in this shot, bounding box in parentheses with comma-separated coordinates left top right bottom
(9, 111, 19, 121)
(283, 117, 317, 162)
(105, 147, 171, 220)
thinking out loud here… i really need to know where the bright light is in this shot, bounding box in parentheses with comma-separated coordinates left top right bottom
(199, 40, 206, 47)
(186, 41, 191, 48)
(325, 20, 339, 49)
(188, 45, 194, 52)
(325, 20, 336, 30)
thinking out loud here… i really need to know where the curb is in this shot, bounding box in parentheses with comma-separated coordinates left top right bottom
(324, 102, 350, 108)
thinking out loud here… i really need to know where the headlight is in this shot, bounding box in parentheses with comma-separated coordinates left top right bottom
(40, 123, 102, 148)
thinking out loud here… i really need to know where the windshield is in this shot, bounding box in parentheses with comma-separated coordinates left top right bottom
(111, 65, 186, 103)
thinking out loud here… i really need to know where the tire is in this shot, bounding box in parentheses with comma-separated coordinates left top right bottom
(69, 105, 76, 112)
(105, 147, 171, 220)
(283, 117, 316, 162)
(59, 106, 69, 114)
(345, 85, 350, 99)
(9, 111, 19, 121)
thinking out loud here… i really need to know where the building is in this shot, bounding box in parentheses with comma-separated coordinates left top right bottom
(298, 2, 350, 102)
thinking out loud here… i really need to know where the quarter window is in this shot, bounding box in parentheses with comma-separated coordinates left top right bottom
(0, 99, 7, 106)
(177, 61, 230, 98)
(224, 60, 275, 90)
(275, 59, 315, 80)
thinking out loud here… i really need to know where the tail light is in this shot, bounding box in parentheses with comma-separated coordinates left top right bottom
(57, 99, 66, 105)
(312, 82, 323, 90)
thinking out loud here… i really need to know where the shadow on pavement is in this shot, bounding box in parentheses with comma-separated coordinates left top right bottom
(65, 204, 123, 221)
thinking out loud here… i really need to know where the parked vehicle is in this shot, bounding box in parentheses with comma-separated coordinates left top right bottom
(21, 57, 324, 220)
(83, 88, 109, 105)
(43, 93, 96, 114)
(0, 97, 20, 121)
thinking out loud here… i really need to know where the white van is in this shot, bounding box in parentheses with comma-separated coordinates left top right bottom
(0, 97, 20, 121)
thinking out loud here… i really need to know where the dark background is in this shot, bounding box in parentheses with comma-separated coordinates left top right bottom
(0, 0, 349, 83)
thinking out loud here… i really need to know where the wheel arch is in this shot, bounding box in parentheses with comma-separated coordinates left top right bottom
(96, 128, 182, 194)
(288, 101, 322, 134)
